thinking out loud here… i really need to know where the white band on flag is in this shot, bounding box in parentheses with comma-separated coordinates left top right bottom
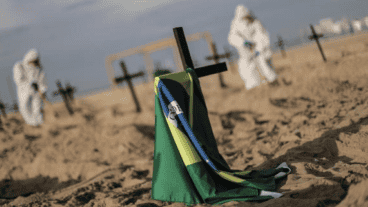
(167, 101, 182, 127)
(168, 101, 183, 116)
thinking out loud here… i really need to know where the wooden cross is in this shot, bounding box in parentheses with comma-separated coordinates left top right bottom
(12, 103, 18, 112)
(6, 76, 18, 112)
(0, 99, 6, 129)
(0, 100, 6, 119)
(0, 104, 3, 128)
(276, 35, 287, 58)
(114, 61, 145, 113)
(205, 42, 230, 88)
(0, 90, 6, 120)
(308, 24, 327, 62)
(173, 27, 227, 79)
(64, 82, 76, 103)
(53, 80, 74, 115)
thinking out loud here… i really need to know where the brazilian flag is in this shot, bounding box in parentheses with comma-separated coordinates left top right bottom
(152, 68, 291, 205)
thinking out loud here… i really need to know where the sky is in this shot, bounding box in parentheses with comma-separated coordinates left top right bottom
(0, 0, 367, 107)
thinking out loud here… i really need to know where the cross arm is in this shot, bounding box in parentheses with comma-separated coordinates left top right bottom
(205, 53, 230, 61)
(129, 71, 145, 79)
(194, 62, 227, 78)
(53, 89, 68, 96)
(114, 77, 125, 85)
(308, 34, 323, 40)
(205, 56, 217, 61)
(114, 71, 145, 85)
(66, 87, 75, 93)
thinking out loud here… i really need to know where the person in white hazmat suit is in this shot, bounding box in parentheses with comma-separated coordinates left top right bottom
(13, 49, 48, 126)
(228, 5, 278, 90)
(352, 19, 362, 33)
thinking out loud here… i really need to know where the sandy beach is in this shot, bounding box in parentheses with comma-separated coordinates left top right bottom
(0, 32, 368, 207)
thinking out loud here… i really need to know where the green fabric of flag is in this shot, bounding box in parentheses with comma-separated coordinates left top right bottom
(152, 68, 291, 205)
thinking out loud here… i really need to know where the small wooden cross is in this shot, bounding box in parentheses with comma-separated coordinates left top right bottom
(12, 103, 18, 112)
(114, 61, 145, 113)
(0, 100, 6, 129)
(308, 24, 327, 62)
(276, 35, 287, 58)
(64, 82, 76, 103)
(0, 100, 6, 119)
(173, 27, 227, 79)
(6, 76, 18, 112)
(54, 80, 74, 115)
(205, 42, 230, 88)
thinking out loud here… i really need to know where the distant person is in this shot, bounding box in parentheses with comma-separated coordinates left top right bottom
(332, 23, 342, 35)
(352, 19, 362, 33)
(13, 49, 48, 126)
(364, 17, 368, 30)
(228, 5, 278, 90)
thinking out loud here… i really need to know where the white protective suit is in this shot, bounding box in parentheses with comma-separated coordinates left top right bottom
(228, 5, 277, 90)
(13, 49, 47, 126)
(352, 20, 362, 32)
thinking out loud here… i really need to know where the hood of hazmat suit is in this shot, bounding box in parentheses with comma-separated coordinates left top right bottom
(14, 48, 47, 93)
(235, 5, 249, 20)
(23, 48, 40, 64)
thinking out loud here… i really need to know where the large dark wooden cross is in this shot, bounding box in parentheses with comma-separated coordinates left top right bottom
(205, 42, 231, 88)
(114, 61, 145, 113)
(276, 35, 287, 58)
(53, 80, 75, 115)
(173, 27, 227, 80)
(308, 24, 327, 62)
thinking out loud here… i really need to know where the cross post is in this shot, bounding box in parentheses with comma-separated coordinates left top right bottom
(173, 27, 228, 79)
(276, 35, 287, 58)
(54, 80, 74, 115)
(308, 24, 327, 62)
(205, 42, 230, 88)
(114, 61, 145, 113)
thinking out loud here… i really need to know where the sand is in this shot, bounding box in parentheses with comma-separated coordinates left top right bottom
(0, 32, 368, 207)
